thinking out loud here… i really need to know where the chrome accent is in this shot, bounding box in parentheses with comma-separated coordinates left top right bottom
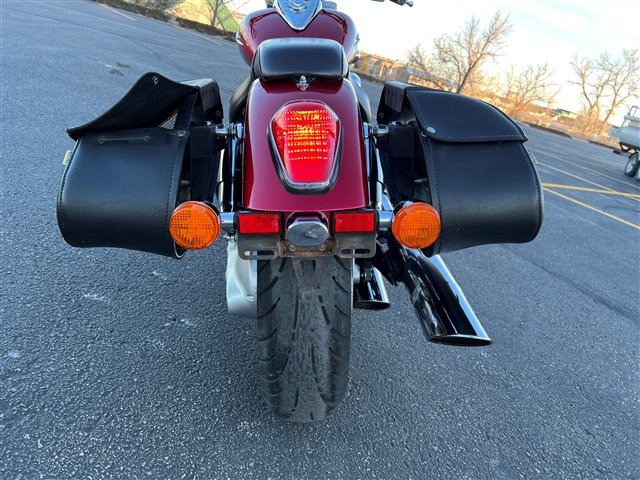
(234, 32, 244, 46)
(354, 267, 390, 310)
(349, 34, 361, 65)
(273, 0, 322, 31)
(374, 142, 384, 210)
(226, 239, 257, 318)
(381, 193, 394, 211)
(215, 123, 244, 140)
(352, 261, 361, 284)
(227, 135, 239, 212)
(373, 125, 389, 137)
(234, 123, 244, 141)
(286, 218, 329, 247)
(296, 75, 310, 91)
(216, 123, 244, 212)
(362, 122, 373, 202)
(350, 72, 362, 86)
(378, 211, 393, 231)
(215, 124, 231, 137)
(362, 122, 372, 139)
(219, 212, 236, 233)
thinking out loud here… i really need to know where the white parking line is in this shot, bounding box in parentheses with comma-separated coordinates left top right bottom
(98, 3, 136, 21)
(184, 29, 222, 46)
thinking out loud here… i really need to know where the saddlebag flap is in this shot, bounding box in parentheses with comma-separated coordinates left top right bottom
(67, 72, 223, 140)
(377, 82, 543, 255)
(57, 128, 189, 258)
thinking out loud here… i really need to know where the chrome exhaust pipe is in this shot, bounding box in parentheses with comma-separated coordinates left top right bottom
(393, 243, 491, 346)
(354, 267, 391, 310)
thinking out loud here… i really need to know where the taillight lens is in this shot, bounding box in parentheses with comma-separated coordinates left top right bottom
(392, 202, 441, 249)
(270, 101, 340, 187)
(238, 213, 280, 234)
(334, 211, 376, 233)
(169, 201, 220, 250)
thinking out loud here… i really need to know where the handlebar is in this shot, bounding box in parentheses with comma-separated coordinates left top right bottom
(372, 0, 413, 6)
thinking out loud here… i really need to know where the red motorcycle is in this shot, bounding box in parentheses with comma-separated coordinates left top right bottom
(57, 0, 543, 421)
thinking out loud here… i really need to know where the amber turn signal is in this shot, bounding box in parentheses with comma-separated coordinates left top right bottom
(392, 202, 441, 249)
(169, 201, 220, 250)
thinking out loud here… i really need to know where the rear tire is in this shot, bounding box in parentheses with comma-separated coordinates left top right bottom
(256, 256, 352, 422)
(624, 153, 639, 176)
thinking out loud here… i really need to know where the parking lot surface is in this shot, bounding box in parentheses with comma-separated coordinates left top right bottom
(1, 2, 638, 479)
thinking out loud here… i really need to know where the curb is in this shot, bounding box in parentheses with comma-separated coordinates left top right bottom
(93, 0, 236, 41)
(524, 122, 572, 138)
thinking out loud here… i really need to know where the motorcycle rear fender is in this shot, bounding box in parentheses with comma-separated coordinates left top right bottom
(242, 79, 369, 212)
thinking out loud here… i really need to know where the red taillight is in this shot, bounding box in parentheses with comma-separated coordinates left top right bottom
(270, 101, 340, 188)
(238, 213, 280, 234)
(334, 211, 376, 233)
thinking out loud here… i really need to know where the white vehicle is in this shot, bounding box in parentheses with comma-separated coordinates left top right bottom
(617, 105, 640, 179)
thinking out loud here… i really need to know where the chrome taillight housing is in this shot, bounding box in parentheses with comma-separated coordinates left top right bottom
(269, 100, 342, 193)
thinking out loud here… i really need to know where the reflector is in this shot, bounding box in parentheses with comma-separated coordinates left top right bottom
(334, 211, 376, 233)
(392, 202, 441, 249)
(271, 101, 340, 188)
(238, 213, 280, 234)
(169, 202, 220, 250)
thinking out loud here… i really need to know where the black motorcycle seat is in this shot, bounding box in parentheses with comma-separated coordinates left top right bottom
(251, 37, 348, 81)
(229, 38, 368, 122)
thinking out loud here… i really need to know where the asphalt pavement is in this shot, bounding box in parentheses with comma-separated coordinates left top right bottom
(1, 2, 638, 479)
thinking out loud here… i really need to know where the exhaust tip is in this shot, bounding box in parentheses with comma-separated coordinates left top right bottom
(429, 334, 492, 347)
(354, 299, 391, 310)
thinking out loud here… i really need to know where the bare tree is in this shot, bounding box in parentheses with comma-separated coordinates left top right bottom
(406, 43, 430, 72)
(167, 0, 246, 30)
(571, 54, 613, 134)
(207, 0, 251, 30)
(430, 11, 512, 94)
(504, 63, 558, 117)
(600, 49, 640, 125)
(571, 49, 640, 134)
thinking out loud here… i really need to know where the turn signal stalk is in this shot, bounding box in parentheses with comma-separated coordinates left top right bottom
(169, 201, 220, 250)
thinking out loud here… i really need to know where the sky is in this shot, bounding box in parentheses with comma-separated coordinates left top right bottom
(231, 0, 640, 124)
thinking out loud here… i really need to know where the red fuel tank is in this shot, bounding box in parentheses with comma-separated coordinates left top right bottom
(238, 9, 359, 65)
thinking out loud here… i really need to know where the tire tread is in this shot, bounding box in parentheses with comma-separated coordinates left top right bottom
(256, 257, 352, 422)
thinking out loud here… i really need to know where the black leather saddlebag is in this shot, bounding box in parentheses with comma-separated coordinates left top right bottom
(57, 72, 223, 258)
(377, 82, 543, 255)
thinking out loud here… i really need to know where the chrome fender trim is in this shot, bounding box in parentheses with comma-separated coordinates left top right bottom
(226, 239, 257, 318)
